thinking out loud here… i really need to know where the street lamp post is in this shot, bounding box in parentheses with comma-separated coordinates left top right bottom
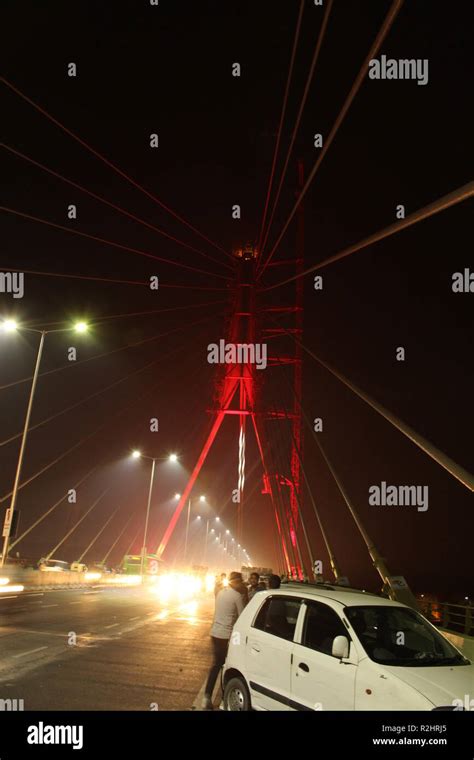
(204, 518, 209, 564)
(184, 498, 192, 565)
(184, 495, 205, 565)
(1, 321, 88, 568)
(132, 451, 178, 581)
(141, 458, 156, 580)
(1, 330, 45, 568)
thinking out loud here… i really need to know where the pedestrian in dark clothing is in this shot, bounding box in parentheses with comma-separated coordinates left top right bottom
(248, 571, 266, 600)
(268, 574, 281, 589)
(202, 571, 247, 710)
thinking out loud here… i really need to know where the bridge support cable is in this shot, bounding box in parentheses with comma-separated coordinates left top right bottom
(156, 380, 239, 558)
(264, 181, 474, 291)
(269, 352, 430, 607)
(0, 265, 229, 293)
(101, 513, 135, 566)
(270, 351, 349, 582)
(274, 354, 388, 586)
(0, 318, 220, 506)
(250, 413, 293, 576)
(259, 0, 405, 275)
(0, 207, 231, 283)
(266, 395, 313, 579)
(268, 366, 343, 582)
(123, 523, 145, 560)
(8, 464, 100, 552)
(1, 143, 233, 272)
(268, 435, 305, 579)
(261, 0, 405, 274)
(250, 411, 292, 574)
(155, 249, 261, 560)
(1, 352, 173, 449)
(259, 0, 334, 262)
(271, 319, 474, 493)
(257, 0, 305, 253)
(5, 338, 212, 557)
(1, 310, 220, 394)
(77, 503, 123, 564)
(265, 388, 307, 576)
(1, 77, 231, 260)
(43, 487, 111, 562)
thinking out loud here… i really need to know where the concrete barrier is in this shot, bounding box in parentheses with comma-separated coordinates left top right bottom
(441, 629, 474, 661)
(1, 567, 119, 589)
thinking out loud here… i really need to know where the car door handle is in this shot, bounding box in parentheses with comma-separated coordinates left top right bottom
(251, 646, 261, 653)
(298, 662, 309, 672)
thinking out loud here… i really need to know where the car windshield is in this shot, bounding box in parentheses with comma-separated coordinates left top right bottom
(345, 605, 469, 667)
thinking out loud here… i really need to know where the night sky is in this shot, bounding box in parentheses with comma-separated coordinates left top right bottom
(1, 0, 472, 599)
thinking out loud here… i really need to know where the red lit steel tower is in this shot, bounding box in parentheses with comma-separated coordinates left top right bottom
(156, 169, 306, 578)
(156, 245, 260, 558)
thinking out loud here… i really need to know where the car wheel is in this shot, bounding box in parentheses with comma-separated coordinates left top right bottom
(224, 676, 251, 711)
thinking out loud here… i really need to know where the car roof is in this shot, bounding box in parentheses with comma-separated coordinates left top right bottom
(271, 583, 405, 608)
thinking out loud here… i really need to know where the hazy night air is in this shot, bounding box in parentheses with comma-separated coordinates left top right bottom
(0, 0, 472, 737)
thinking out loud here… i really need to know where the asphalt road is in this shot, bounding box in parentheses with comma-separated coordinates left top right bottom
(0, 585, 216, 711)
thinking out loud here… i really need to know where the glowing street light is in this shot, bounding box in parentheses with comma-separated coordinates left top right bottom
(1, 319, 18, 333)
(174, 493, 181, 500)
(132, 450, 142, 459)
(74, 321, 89, 334)
(168, 453, 178, 463)
(199, 495, 206, 502)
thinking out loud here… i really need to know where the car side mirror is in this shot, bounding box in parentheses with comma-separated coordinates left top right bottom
(332, 635, 349, 659)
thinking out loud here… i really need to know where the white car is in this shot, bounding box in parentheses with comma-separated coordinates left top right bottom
(222, 583, 473, 711)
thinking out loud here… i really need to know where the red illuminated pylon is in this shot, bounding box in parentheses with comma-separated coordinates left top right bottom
(157, 172, 306, 579)
(156, 245, 260, 558)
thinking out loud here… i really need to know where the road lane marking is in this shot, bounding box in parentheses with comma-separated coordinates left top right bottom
(42, 604, 59, 608)
(129, 616, 140, 621)
(13, 645, 48, 658)
(68, 601, 83, 604)
(0, 627, 108, 641)
(104, 623, 119, 629)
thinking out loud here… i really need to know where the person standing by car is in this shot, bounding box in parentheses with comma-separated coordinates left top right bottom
(248, 571, 266, 600)
(202, 571, 248, 710)
(268, 574, 281, 589)
(214, 572, 227, 596)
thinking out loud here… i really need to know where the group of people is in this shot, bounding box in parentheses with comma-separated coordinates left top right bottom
(202, 570, 281, 710)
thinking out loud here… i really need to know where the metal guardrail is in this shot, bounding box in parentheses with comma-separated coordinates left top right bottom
(419, 600, 474, 637)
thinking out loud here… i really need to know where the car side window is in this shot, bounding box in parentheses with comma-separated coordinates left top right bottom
(302, 601, 348, 656)
(252, 596, 301, 642)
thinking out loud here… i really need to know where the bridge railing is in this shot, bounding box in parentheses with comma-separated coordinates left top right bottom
(419, 600, 474, 637)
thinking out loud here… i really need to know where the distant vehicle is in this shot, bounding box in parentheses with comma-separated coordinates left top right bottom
(222, 583, 473, 711)
(122, 553, 163, 575)
(70, 562, 88, 573)
(241, 565, 273, 582)
(38, 558, 69, 572)
(88, 563, 111, 574)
